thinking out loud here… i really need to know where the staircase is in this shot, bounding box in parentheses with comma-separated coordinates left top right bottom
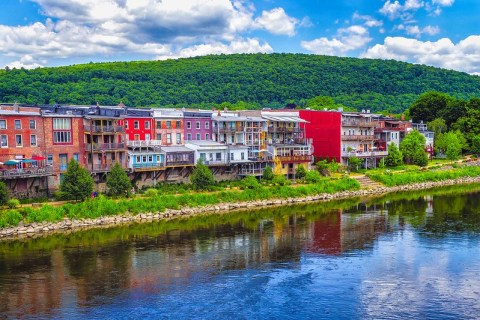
(352, 175, 383, 190)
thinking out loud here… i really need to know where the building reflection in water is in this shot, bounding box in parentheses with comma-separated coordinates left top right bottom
(4, 192, 466, 318)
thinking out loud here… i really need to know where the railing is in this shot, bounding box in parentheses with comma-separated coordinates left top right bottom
(341, 135, 376, 141)
(85, 143, 125, 151)
(275, 155, 312, 163)
(374, 127, 404, 133)
(89, 164, 125, 172)
(127, 140, 162, 148)
(219, 126, 244, 133)
(203, 160, 226, 166)
(239, 168, 266, 175)
(165, 160, 194, 166)
(85, 125, 125, 133)
(342, 120, 377, 127)
(0, 166, 54, 179)
(131, 163, 164, 170)
(267, 127, 303, 133)
(342, 151, 388, 157)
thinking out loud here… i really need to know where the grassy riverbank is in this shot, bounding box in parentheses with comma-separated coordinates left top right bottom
(0, 177, 360, 228)
(367, 165, 480, 186)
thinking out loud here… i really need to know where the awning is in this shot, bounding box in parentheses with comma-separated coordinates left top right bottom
(261, 115, 308, 123)
(21, 159, 36, 163)
(31, 155, 46, 161)
(4, 160, 20, 165)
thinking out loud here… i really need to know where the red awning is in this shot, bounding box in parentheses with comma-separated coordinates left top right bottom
(31, 155, 46, 160)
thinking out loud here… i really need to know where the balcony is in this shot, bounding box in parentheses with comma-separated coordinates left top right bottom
(341, 135, 375, 141)
(127, 140, 162, 148)
(267, 127, 303, 134)
(85, 143, 126, 151)
(275, 155, 312, 163)
(218, 126, 244, 133)
(202, 160, 226, 166)
(88, 163, 126, 172)
(85, 125, 124, 133)
(131, 163, 165, 171)
(341, 120, 376, 128)
(342, 151, 388, 158)
(0, 166, 54, 179)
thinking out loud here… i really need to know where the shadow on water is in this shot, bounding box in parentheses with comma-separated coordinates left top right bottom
(1, 183, 480, 318)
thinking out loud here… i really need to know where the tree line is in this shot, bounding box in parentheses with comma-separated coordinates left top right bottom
(1, 53, 479, 114)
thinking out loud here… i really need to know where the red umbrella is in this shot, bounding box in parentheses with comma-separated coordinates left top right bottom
(32, 155, 46, 161)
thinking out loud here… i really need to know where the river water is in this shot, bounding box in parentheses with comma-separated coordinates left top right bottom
(2, 185, 480, 319)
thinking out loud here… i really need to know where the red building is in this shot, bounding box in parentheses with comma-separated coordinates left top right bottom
(299, 110, 341, 162)
(125, 109, 153, 141)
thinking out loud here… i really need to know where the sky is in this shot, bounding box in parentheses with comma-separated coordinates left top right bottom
(0, 0, 479, 75)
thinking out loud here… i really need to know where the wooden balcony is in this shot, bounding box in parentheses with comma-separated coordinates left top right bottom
(0, 166, 54, 179)
(85, 143, 125, 151)
(275, 155, 312, 163)
(341, 135, 376, 141)
(342, 120, 376, 127)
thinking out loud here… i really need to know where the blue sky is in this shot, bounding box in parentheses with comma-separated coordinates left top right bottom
(0, 0, 478, 74)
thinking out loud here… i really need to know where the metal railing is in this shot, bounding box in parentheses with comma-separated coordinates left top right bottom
(341, 135, 376, 141)
(85, 125, 125, 133)
(342, 120, 377, 127)
(341, 151, 388, 157)
(0, 166, 54, 179)
(131, 163, 164, 170)
(85, 143, 125, 151)
(127, 140, 162, 148)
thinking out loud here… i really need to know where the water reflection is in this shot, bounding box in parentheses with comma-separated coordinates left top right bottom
(1, 184, 480, 318)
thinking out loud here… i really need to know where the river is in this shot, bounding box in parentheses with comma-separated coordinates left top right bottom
(2, 184, 480, 319)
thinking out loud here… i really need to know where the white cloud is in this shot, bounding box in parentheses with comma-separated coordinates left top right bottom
(353, 12, 384, 28)
(156, 38, 273, 60)
(362, 35, 480, 74)
(0, 0, 299, 67)
(301, 25, 372, 56)
(398, 24, 440, 37)
(432, 0, 454, 6)
(254, 7, 298, 36)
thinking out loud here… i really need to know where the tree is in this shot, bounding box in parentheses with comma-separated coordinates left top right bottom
(348, 157, 363, 172)
(413, 147, 429, 167)
(295, 164, 307, 180)
(106, 162, 132, 197)
(443, 131, 462, 162)
(241, 176, 261, 189)
(316, 159, 330, 176)
(427, 118, 447, 136)
(409, 92, 452, 123)
(385, 143, 403, 167)
(400, 130, 427, 165)
(59, 160, 94, 201)
(262, 166, 274, 181)
(0, 181, 9, 205)
(190, 159, 215, 190)
(305, 170, 321, 183)
(471, 135, 480, 156)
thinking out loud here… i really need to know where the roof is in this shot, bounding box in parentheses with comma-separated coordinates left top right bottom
(185, 140, 226, 147)
(160, 146, 194, 153)
(0, 110, 41, 116)
(261, 114, 307, 123)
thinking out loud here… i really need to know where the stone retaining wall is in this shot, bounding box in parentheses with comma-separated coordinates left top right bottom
(2, 176, 480, 241)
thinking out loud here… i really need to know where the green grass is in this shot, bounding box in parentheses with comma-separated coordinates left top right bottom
(0, 177, 360, 228)
(368, 166, 480, 187)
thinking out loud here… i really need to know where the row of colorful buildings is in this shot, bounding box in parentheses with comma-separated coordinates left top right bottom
(0, 103, 433, 198)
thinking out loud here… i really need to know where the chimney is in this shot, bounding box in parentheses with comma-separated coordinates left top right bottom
(13, 101, 19, 113)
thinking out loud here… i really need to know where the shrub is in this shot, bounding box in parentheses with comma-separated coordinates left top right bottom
(296, 165, 307, 180)
(191, 159, 215, 190)
(106, 162, 132, 197)
(241, 176, 262, 189)
(273, 174, 290, 186)
(0, 181, 8, 205)
(0, 210, 23, 228)
(305, 170, 321, 184)
(262, 166, 274, 181)
(6, 198, 20, 209)
(59, 159, 94, 201)
(145, 188, 159, 197)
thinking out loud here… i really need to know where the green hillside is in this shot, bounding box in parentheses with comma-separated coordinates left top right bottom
(1, 53, 479, 113)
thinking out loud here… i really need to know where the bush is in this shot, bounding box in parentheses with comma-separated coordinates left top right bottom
(106, 162, 132, 197)
(305, 170, 321, 184)
(191, 159, 215, 190)
(273, 174, 290, 186)
(262, 166, 274, 181)
(145, 188, 159, 197)
(241, 176, 262, 189)
(6, 198, 20, 209)
(0, 181, 8, 205)
(0, 210, 23, 228)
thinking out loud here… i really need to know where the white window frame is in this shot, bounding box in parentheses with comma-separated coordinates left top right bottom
(30, 134, 37, 147)
(15, 134, 22, 147)
(205, 121, 209, 129)
(1, 134, 8, 147)
(14, 119, 21, 130)
(29, 120, 36, 129)
(0, 120, 6, 130)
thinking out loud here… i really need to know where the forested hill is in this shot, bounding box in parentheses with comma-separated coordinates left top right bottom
(1, 53, 479, 113)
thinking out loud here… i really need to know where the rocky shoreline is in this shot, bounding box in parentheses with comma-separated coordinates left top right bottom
(2, 176, 480, 241)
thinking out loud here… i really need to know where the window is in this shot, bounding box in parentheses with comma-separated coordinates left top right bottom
(0, 120, 6, 129)
(205, 122, 209, 129)
(125, 121, 129, 129)
(230, 153, 234, 160)
(30, 135, 37, 146)
(145, 134, 151, 140)
(15, 120, 21, 130)
(156, 121, 162, 129)
(176, 133, 181, 144)
(196, 133, 200, 140)
(166, 121, 171, 129)
(241, 152, 245, 160)
(47, 154, 53, 165)
(187, 121, 191, 129)
(166, 133, 171, 144)
(157, 133, 162, 140)
(54, 131, 71, 144)
(73, 153, 79, 161)
(29, 120, 36, 129)
(134, 121, 139, 129)
(196, 121, 200, 129)
(53, 118, 72, 144)
(205, 133, 210, 140)
(145, 121, 150, 129)
(16, 134, 22, 147)
(200, 153, 206, 161)
(176, 121, 181, 128)
(134, 134, 140, 140)
(216, 152, 221, 161)
(187, 133, 192, 140)
(1, 135, 7, 147)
